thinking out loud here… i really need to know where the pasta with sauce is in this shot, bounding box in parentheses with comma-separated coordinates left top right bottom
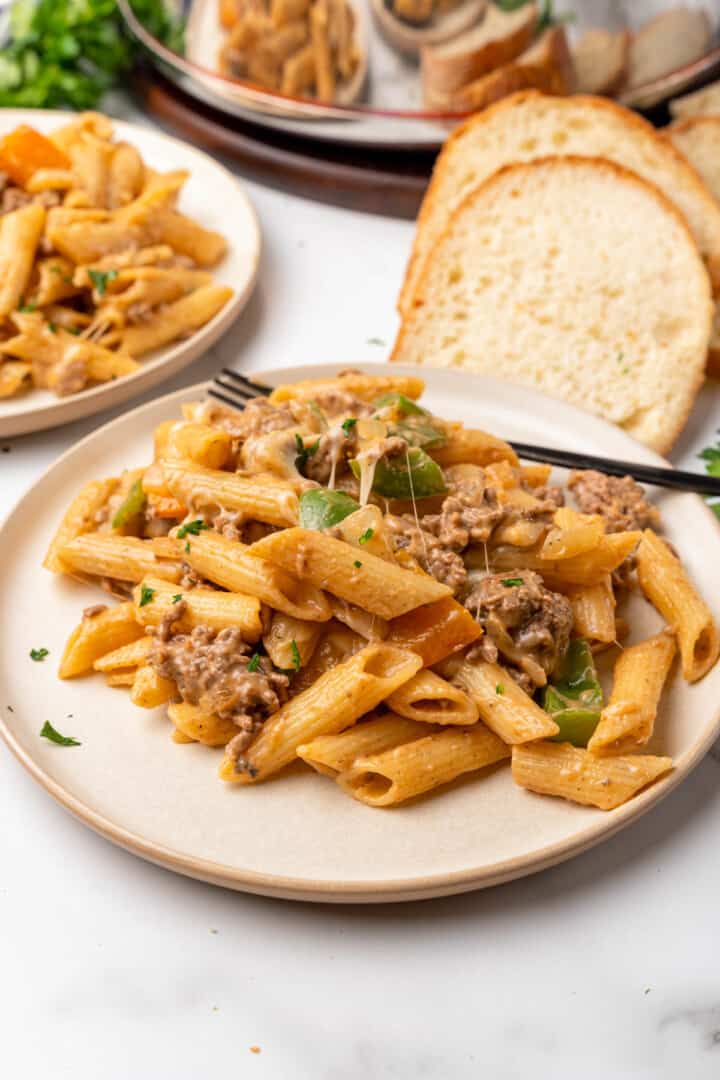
(46, 371, 718, 809)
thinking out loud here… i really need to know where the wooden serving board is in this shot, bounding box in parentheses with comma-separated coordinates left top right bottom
(136, 74, 436, 219)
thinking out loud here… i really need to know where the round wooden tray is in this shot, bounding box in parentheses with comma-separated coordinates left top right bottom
(136, 73, 436, 219)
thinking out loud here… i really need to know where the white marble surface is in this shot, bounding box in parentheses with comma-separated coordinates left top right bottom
(2, 103, 720, 1080)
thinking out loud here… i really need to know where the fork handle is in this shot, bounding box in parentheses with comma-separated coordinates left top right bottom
(511, 441, 720, 497)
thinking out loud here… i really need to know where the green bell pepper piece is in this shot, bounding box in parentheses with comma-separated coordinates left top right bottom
(351, 447, 447, 500)
(390, 417, 447, 450)
(111, 478, 146, 529)
(372, 391, 427, 416)
(299, 488, 359, 530)
(544, 638, 603, 747)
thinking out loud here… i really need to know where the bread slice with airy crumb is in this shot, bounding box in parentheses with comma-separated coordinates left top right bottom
(572, 28, 629, 95)
(670, 79, 720, 120)
(421, 2, 537, 99)
(425, 25, 574, 112)
(398, 91, 720, 316)
(624, 6, 711, 89)
(665, 116, 720, 201)
(391, 156, 712, 454)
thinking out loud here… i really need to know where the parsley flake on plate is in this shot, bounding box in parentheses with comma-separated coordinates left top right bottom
(30, 647, 49, 661)
(40, 721, 80, 747)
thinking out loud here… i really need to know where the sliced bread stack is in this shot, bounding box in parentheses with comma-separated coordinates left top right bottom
(391, 93, 717, 452)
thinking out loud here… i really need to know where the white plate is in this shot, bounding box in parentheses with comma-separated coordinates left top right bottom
(0, 110, 261, 438)
(2, 363, 719, 903)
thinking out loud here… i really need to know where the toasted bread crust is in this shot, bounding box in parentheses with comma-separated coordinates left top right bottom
(392, 155, 711, 454)
(398, 91, 720, 316)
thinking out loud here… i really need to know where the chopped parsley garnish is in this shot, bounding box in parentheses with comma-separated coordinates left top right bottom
(66, 326, 81, 336)
(185, 541, 191, 554)
(290, 640, 302, 671)
(47, 322, 58, 333)
(138, 584, 155, 607)
(496, 683, 505, 695)
(88, 268, 119, 296)
(501, 578, 524, 588)
(354, 560, 362, 568)
(172, 594, 183, 604)
(30, 647, 49, 661)
(294, 433, 320, 472)
(40, 721, 80, 747)
(177, 519, 209, 539)
(247, 653, 261, 673)
(358, 528, 374, 545)
(19, 302, 37, 313)
(51, 265, 74, 283)
(366, 336, 386, 346)
(341, 418, 357, 436)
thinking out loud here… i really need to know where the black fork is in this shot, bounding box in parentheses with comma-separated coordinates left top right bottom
(208, 370, 720, 498)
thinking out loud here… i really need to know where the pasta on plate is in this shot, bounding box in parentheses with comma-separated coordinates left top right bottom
(45, 371, 720, 808)
(0, 113, 233, 400)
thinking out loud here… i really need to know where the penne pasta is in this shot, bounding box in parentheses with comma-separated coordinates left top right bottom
(450, 658, 559, 743)
(263, 611, 324, 670)
(297, 711, 427, 777)
(567, 575, 617, 646)
(146, 208, 227, 266)
(511, 741, 673, 810)
(162, 463, 299, 528)
(173, 530, 331, 621)
(269, 372, 424, 405)
(44, 477, 119, 572)
(168, 702, 239, 747)
(0, 360, 32, 398)
(93, 635, 152, 672)
(130, 665, 176, 709)
(482, 531, 642, 587)
(120, 285, 233, 356)
(59, 533, 181, 585)
(540, 507, 605, 561)
(59, 602, 145, 678)
(219, 643, 422, 782)
(431, 426, 518, 468)
(0, 203, 45, 317)
(588, 630, 677, 755)
(387, 669, 479, 726)
(339, 724, 510, 807)
(154, 420, 233, 470)
(132, 576, 263, 640)
(250, 528, 451, 619)
(636, 529, 720, 682)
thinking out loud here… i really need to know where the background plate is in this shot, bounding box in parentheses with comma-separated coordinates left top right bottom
(1, 363, 719, 903)
(0, 109, 261, 438)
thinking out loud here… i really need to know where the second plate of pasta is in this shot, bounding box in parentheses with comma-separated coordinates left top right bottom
(0, 110, 260, 438)
(1, 363, 719, 902)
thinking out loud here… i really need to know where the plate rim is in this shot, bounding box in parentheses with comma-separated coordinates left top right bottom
(2, 362, 719, 902)
(0, 108, 261, 438)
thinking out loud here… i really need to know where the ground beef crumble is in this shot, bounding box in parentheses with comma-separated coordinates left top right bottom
(568, 470, 659, 533)
(385, 514, 468, 593)
(150, 621, 288, 769)
(464, 570, 573, 691)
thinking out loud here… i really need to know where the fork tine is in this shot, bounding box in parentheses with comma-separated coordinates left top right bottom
(214, 373, 258, 400)
(220, 369, 272, 396)
(207, 386, 246, 412)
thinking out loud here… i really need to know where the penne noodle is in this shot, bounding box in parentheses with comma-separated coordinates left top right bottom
(44, 477, 119, 572)
(154, 420, 233, 470)
(219, 643, 423, 782)
(146, 207, 227, 266)
(289, 623, 365, 696)
(588, 630, 677, 755)
(540, 508, 605, 561)
(387, 669, 479, 726)
(105, 670, 135, 687)
(263, 611, 324, 670)
(269, 372, 424, 405)
(450, 658, 559, 743)
(59, 602, 144, 678)
(0, 203, 45, 317)
(132, 576, 263, 640)
(511, 741, 673, 810)
(120, 285, 233, 356)
(297, 711, 428, 777)
(480, 531, 642, 587)
(173, 531, 331, 621)
(431, 426, 518, 468)
(250, 528, 451, 619)
(0, 360, 32, 398)
(168, 702, 239, 747)
(339, 724, 510, 807)
(567, 575, 616, 646)
(93, 635, 152, 672)
(386, 596, 482, 665)
(130, 665, 176, 709)
(162, 463, 299, 528)
(636, 529, 720, 682)
(59, 533, 181, 585)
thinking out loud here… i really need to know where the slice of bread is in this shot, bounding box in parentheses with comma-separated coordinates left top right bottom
(666, 116, 720, 202)
(425, 25, 574, 112)
(421, 2, 538, 99)
(572, 28, 629, 96)
(398, 91, 720, 316)
(391, 156, 712, 454)
(624, 6, 711, 89)
(671, 79, 720, 119)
